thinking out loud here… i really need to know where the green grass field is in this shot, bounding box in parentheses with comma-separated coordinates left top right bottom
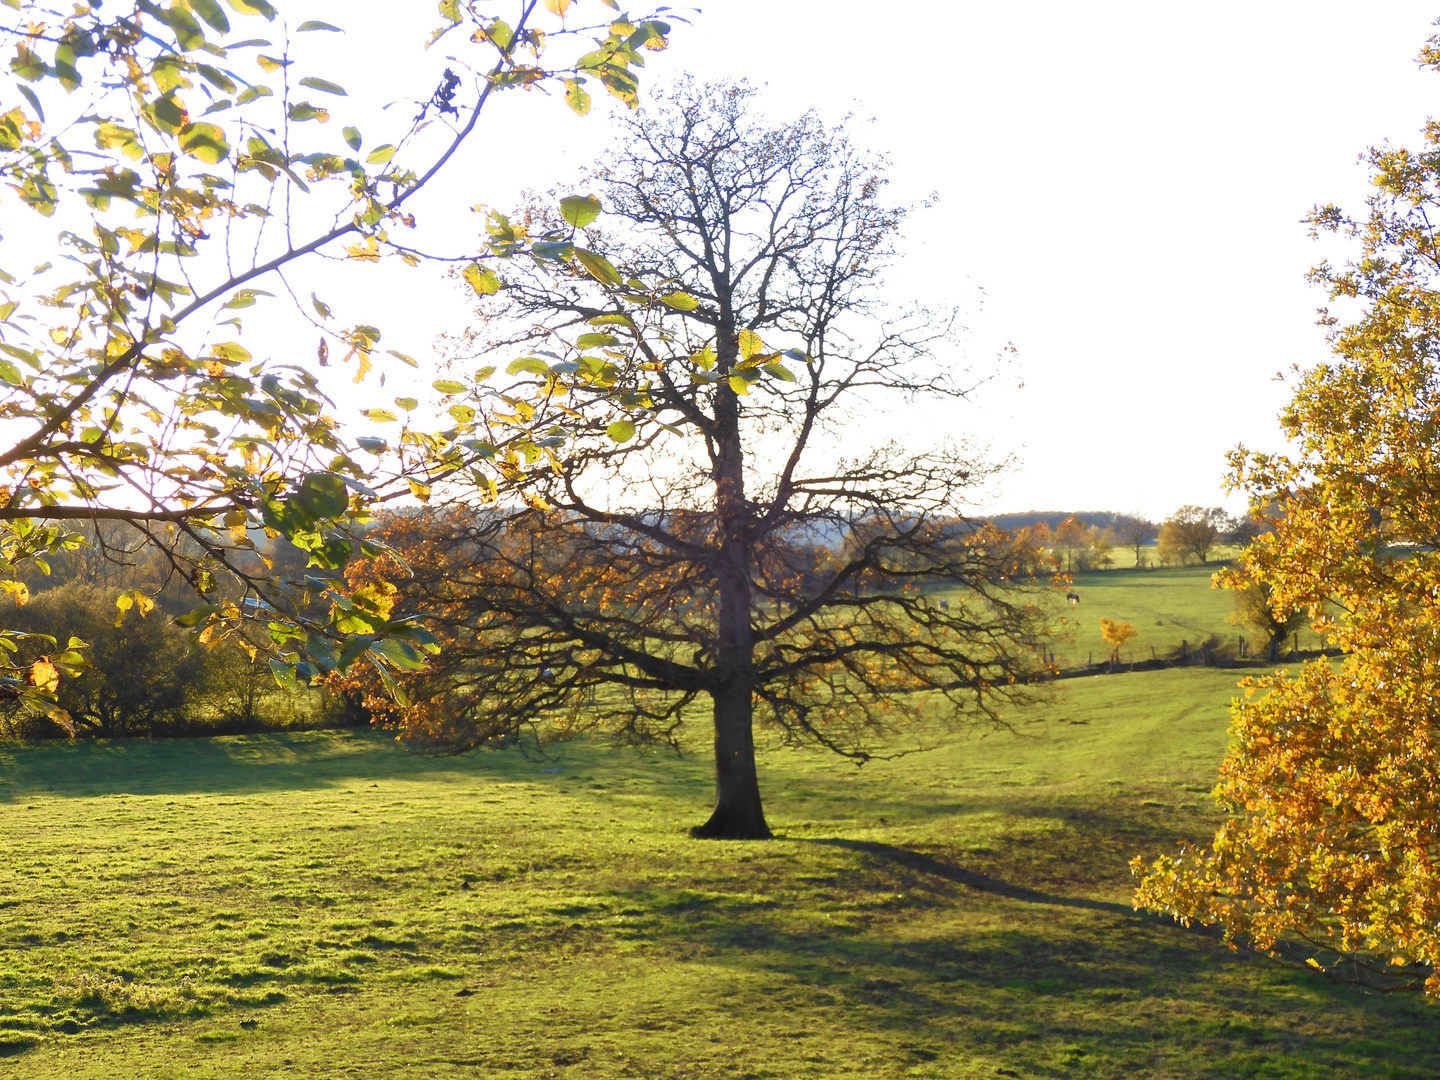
(945, 560, 1330, 669)
(2, 665, 1436, 1078)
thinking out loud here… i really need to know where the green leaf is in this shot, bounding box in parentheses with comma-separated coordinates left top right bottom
(226, 0, 278, 19)
(195, 64, 237, 93)
(577, 332, 619, 349)
(386, 349, 418, 368)
(151, 93, 187, 134)
(178, 122, 230, 165)
(342, 126, 362, 151)
(560, 194, 602, 228)
(311, 293, 332, 319)
(299, 77, 347, 96)
(292, 472, 350, 521)
(53, 43, 80, 91)
(269, 658, 297, 689)
(448, 404, 476, 423)
(606, 419, 636, 443)
(371, 637, 428, 671)
(462, 263, 501, 297)
(297, 20, 343, 31)
(17, 84, 43, 122)
(210, 341, 251, 364)
(763, 362, 797, 383)
(223, 288, 273, 310)
(190, 0, 231, 33)
(366, 144, 396, 165)
(10, 42, 46, 82)
(395, 397, 418, 412)
(589, 313, 636, 329)
(362, 409, 398, 422)
(433, 379, 467, 395)
(506, 356, 551, 377)
(531, 241, 573, 262)
(175, 604, 219, 628)
(0, 358, 21, 385)
(287, 102, 329, 123)
(660, 291, 699, 311)
(575, 249, 622, 286)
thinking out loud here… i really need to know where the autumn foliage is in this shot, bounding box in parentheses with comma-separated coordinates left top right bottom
(1134, 52, 1440, 992)
(1097, 618, 1136, 664)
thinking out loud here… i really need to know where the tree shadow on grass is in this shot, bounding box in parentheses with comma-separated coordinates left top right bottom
(0, 730, 529, 802)
(0, 730, 714, 803)
(602, 839, 1440, 1078)
(808, 836, 1139, 916)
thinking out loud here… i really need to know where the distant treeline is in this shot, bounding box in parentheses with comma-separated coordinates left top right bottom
(986, 511, 1125, 534)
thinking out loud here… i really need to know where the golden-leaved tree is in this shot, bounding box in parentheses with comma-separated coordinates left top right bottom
(0, 0, 674, 725)
(1135, 35, 1440, 994)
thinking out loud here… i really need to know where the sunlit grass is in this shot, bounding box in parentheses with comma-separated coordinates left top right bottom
(1, 665, 1435, 1078)
(944, 559, 1330, 669)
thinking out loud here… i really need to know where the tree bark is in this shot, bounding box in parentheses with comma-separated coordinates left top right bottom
(691, 354, 771, 840)
(692, 677, 771, 839)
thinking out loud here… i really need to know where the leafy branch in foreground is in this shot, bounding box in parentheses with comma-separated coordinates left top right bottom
(0, 0, 673, 724)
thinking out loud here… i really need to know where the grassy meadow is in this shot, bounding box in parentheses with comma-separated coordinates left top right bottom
(990, 559, 1331, 669)
(3, 641, 1438, 1077)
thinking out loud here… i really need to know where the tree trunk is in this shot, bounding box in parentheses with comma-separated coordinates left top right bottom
(692, 330, 771, 841)
(692, 678, 771, 839)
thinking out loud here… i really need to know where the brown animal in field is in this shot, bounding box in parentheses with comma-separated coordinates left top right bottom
(1066, 592, 1079, 607)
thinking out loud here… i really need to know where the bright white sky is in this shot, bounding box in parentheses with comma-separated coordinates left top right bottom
(21, 1, 1437, 522)
(309, 0, 1440, 522)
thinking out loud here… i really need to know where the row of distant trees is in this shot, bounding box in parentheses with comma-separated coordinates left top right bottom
(1010, 505, 1263, 574)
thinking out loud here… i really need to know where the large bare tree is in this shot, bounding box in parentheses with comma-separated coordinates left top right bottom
(343, 81, 1055, 839)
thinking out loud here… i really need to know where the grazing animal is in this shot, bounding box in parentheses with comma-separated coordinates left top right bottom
(938, 598, 950, 612)
(1066, 592, 1080, 607)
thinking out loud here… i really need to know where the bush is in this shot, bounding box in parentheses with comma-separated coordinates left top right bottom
(4, 583, 202, 738)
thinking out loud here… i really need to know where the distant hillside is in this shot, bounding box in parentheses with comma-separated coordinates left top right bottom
(986, 511, 1125, 533)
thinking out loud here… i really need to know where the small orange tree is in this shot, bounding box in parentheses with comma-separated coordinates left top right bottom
(1097, 617, 1135, 664)
(1134, 35, 1440, 994)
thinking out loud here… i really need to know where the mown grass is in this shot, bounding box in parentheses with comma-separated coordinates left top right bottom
(983, 560, 1331, 669)
(1, 665, 1435, 1078)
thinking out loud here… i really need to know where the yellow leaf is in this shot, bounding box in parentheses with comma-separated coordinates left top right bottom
(345, 236, 380, 262)
(47, 707, 75, 737)
(408, 479, 431, 503)
(462, 263, 501, 296)
(28, 658, 59, 694)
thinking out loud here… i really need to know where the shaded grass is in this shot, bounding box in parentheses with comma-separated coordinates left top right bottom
(0, 667, 1435, 1078)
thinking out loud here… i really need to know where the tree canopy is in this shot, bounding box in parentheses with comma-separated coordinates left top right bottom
(1135, 43, 1440, 994)
(1157, 505, 1226, 565)
(333, 81, 1057, 839)
(0, 0, 673, 724)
